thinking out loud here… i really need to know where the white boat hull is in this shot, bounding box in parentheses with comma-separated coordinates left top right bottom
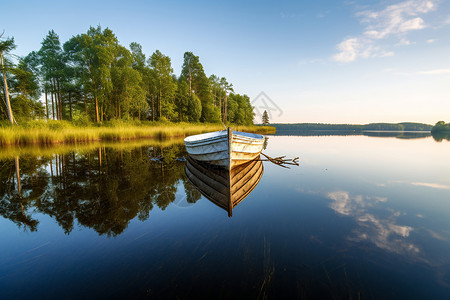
(184, 129, 264, 168)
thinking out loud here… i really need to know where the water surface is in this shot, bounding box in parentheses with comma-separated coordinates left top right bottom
(1, 133, 450, 299)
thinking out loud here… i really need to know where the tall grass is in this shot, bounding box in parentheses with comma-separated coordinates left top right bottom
(0, 120, 275, 146)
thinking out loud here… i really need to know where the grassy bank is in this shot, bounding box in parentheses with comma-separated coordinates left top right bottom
(0, 120, 275, 146)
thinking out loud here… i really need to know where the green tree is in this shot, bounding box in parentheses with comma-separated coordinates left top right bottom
(228, 93, 254, 125)
(262, 110, 269, 125)
(64, 26, 118, 122)
(209, 75, 233, 122)
(38, 30, 66, 120)
(187, 94, 202, 122)
(0, 35, 16, 123)
(129, 42, 146, 71)
(149, 50, 177, 120)
(181, 52, 220, 123)
(220, 77, 233, 123)
(9, 54, 44, 120)
(431, 121, 450, 133)
(181, 52, 201, 97)
(174, 79, 189, 121)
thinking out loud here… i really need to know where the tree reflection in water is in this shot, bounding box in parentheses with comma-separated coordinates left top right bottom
(0, 143, 201, 236)
(432, 131, 450, 142)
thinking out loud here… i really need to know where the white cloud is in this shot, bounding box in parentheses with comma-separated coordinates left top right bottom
(398, 17, 425, 31)
(333, 37, 394, 62)
(396, 38, 412, 46)
(333, 38, 360, 63)
(411, 182, 450, 189)
(417, 69, 450, 75)
(426, 38, 437, 43)
(334, 0, 438, 62)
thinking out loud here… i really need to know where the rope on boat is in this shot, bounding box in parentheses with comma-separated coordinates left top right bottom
(260, 152, 299, 168)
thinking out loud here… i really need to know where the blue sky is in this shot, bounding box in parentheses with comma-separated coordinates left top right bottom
(2, 0, 450, 124)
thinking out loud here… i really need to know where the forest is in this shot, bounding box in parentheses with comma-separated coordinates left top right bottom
(0, 26, 255, 126)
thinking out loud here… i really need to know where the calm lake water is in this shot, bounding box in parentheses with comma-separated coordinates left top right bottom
(1, 133, 450, 299)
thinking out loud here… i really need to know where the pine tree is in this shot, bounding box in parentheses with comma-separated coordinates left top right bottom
(262, 110, 269, 125)
(0, 35, 16, 124)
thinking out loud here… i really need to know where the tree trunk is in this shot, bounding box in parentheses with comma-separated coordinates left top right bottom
(51, 91, 55, 120)
(90, 71, 99, 123)
(58, 80, 63, 120)
(45, 89, 49, 120)
(1, 51, 14, 124)
(56, 79, 61, 120)
(189, 71, 192, 96)
(95, 94, 99, 123)
(52, 80, 58, 120)
(224, 94, 228, 123)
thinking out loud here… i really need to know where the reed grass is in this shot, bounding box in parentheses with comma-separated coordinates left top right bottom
(0, 120, 275, 146)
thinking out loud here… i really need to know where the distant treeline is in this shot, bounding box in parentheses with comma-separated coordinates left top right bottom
(271, 122, 433, 132)
(273, 130, 431, 139)
(431, 121, 450, 133)
(0, 27, 254, 125)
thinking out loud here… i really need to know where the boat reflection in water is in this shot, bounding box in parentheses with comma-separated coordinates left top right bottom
(185, 155, 263, 217)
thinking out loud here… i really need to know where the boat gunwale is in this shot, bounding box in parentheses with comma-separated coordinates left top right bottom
(184, 130, 264, 144)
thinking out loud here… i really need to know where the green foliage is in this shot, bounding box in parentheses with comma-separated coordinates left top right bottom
(149, 50, 177, 120)
(431, 121, 450, 133)
(227, 93, 254, 125)
(174, 79, 189, 121)
(399, 122, 433, 131)
(187, 94, 202, 122)
(0, 36, 16, 53)
(181, 52, 221, 123)
(0, 35, 17, 123)
(3, 28, 254, 126)
(262, 110, 269, 125)
(10, 57, 40, 100)
(10, 95, 44, 121)
(72, 114, 92, 127)
(129, 42, 146, 71)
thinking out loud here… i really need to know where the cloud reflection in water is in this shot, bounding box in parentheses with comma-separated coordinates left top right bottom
(327, 191, 419, 256)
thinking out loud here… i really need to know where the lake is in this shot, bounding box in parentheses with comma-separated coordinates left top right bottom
(1, 133, 450, 299)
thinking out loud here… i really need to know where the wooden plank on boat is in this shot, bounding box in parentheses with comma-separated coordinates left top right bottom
(184, 129, 264, 167)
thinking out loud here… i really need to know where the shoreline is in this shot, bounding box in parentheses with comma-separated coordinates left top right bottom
(0, 122, 275, 146)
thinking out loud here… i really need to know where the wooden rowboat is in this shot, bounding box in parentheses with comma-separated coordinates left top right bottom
(184, 128, 264, 168)
(185, 155, 263, 217)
